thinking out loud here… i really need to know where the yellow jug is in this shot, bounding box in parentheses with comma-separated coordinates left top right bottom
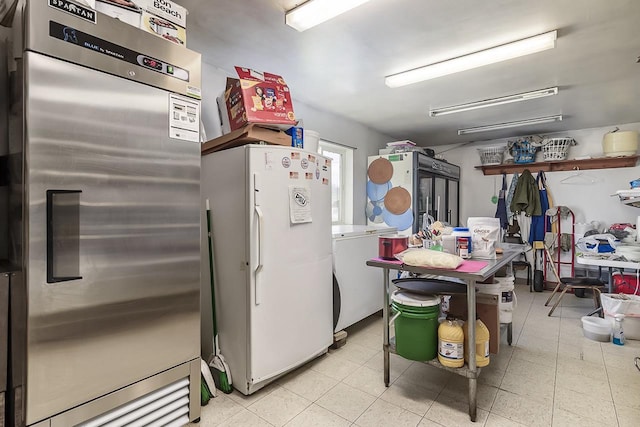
(463, 318, 490, 367)
(438, 319, 464, 368)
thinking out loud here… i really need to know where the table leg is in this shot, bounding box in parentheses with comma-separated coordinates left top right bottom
(587, 267, 613, 317)
(586, 306, 603, 317)
(382, 268, 390, 387)
(468, 377, 477, 422)
(608, 267, 613, 293)
(466, 278, 477, 422)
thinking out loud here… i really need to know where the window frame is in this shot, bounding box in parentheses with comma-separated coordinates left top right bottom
(318, 140, 353, 225)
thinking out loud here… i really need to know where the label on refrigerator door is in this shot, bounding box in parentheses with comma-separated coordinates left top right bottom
(48, 0, 97, 24)
(186, 85, 202, 100)
(289, 186, 312, 224)
(169, 94, 200, 142)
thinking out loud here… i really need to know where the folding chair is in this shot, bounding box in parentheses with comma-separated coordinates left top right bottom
(544, 246, 605, 317)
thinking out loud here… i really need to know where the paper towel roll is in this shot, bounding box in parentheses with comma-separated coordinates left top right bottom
(636, 215, 640, 242)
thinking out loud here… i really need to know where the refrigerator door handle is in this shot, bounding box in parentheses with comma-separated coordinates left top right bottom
(254, 205, 265, 305)
(47, 189, 83, 283)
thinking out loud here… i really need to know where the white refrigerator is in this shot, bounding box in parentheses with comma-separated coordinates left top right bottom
(202, 144, 333, 395)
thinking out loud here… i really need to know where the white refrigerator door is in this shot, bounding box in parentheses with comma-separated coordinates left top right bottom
(333, 225, 397, 331)
(333, 232, 381, 332)
(248, 146, 333, 385)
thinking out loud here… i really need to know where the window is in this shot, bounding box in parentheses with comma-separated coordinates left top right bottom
(318, 140, 353, 225)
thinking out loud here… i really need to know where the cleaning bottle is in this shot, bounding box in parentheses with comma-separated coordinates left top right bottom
(463, 317, 490, 367)
(613, 314, 625, 346)
(438, 318, 464, 368)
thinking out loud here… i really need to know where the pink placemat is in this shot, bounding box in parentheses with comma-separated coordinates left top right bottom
(371, 257, 403, 265)
(455, 260, 489, 273)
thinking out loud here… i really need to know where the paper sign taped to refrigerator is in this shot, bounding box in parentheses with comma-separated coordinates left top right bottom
(169, 94, 200, 142)
(289, 185, 312, 224)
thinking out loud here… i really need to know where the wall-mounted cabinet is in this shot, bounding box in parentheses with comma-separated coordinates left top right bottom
(475, 155, 639, 176)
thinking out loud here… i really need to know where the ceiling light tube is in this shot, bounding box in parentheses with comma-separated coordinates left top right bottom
(285, 0, 372, 32)
(429, 87, 558, 117)
(386, 30, 557, 88)
(457, 115, 563, 135)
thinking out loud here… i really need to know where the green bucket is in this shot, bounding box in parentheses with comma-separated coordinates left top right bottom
(391, 291, 440, 361)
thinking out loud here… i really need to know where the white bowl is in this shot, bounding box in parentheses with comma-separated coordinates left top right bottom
(581, 316, 612, 342)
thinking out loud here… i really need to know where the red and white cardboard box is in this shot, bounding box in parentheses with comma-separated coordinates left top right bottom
(136, 0, 187, 46)
(94, 0, 187, 46)
(95, 0, 142, 28)
(218, 66, 297, 134)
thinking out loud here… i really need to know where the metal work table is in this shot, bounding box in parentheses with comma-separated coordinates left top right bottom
(366, 250, 520, 422)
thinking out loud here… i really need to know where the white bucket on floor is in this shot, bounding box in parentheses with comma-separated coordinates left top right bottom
(478, 276, 516, 323)
(581, 316, 612, 342)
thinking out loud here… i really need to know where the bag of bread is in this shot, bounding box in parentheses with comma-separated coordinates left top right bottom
(467, 217, 501, 259)
(395, 248, 464, 269)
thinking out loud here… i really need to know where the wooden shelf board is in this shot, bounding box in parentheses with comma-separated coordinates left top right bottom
(475, 155, 639, 175)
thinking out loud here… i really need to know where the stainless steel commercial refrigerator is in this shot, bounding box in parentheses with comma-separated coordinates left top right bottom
(1, 1, 202, 425)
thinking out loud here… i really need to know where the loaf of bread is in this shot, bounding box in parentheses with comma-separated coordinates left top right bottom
(397, 248, 464, 269)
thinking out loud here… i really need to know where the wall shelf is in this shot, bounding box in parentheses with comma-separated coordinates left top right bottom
(475, 155, 639, 175)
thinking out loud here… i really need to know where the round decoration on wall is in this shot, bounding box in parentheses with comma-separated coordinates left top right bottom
(366, 200, 385, 223)
(382, 207, 413, 231)
(384, 186, 411, 215)
(367, 158, 394, 184)
(366, 180, 392, 202)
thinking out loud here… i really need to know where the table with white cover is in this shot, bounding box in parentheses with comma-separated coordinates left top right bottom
(576, 255, 640, 293)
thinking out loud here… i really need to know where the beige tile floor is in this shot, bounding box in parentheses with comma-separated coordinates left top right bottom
(192, 285, 640, 426)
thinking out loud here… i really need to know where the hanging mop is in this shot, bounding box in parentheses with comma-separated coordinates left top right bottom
(206, 199, 233, 393)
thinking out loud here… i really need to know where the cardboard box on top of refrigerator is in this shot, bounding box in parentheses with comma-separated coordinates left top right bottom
(201, 124, 293, 155)
(74, 0, 97, 8)
(218, 66, 297, 134)
(95, 0, 142, 28)
(136, 0, 187, 46)
(94, 0, 187, 46)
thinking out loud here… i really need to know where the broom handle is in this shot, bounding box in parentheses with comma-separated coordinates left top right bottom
(206, 199, 219, 352)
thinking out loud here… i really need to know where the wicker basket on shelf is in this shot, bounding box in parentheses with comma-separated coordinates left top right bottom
(541, 137, 576, 161)
(510, 139, 537, 164)
(477, 145, 506, 166)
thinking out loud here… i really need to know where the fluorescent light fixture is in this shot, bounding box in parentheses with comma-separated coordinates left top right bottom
(285, 0, 372, 32)
(457, 115, 563, 135)
(386, 30, 557, 88)
(429, 87, 558, 117)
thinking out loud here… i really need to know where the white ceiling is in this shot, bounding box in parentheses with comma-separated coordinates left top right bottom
(176, 0, 640, 146)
